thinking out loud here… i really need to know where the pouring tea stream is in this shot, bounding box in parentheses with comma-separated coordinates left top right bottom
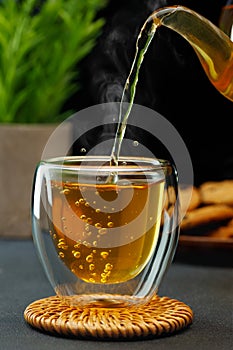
(110, 5, 233, 167)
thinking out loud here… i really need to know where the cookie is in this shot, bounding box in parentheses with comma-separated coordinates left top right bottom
(164, 185, 200, 214)
(179, 185, 201, 212)
(180, 204, 233, 231)
(200, 180, 233, 206)
(227, 218, 233, 227)
(207, 225, 233, 239)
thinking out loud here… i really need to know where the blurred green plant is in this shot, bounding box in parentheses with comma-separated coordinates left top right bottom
(0, 0, 107, 123)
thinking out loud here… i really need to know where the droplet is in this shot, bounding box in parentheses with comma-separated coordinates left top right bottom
(74, 243, 81, 249)
(72, 251, 81, 259)
(60, 189, 70, 195)
(105, 263, 113, 271)
(89, 264, 95, 271)
(86, 217, 93, 224)
(59, 252, 65, 258)
(86, 254, 93, 263)
(95, 223, 102, 229)
(80, 215, 87, 221)
(95, 208, 101, 213)
(133, 140, 139, 147)
(79, 265, 84, 270)
(100, 251, 109, 259)
(107, 221, 114, 228)
(98, 228, 107, 235)
(80, 148, 86, 153)
(57, 239, 68, 250)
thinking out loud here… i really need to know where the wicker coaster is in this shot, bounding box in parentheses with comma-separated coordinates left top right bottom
(24, 295, 193, 339)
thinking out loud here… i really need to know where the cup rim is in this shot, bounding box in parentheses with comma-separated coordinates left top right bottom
(39, 156, 172, 172)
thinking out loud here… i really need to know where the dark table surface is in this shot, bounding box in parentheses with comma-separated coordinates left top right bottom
(0, 238, 232, 350)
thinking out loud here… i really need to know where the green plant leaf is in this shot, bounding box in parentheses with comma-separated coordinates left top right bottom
(0, 0, 107, 123)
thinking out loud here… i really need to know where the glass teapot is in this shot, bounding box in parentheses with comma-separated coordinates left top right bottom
(150, 4, 233, 102)
(219, 0, 233, 40)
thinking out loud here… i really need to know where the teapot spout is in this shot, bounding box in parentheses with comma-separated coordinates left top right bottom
(150, 6, 233, 101)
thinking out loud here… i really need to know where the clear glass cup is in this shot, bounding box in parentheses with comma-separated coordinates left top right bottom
(31, 156, 180, 308)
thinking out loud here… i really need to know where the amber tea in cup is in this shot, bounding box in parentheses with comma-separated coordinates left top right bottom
(32, 156, 179, 308)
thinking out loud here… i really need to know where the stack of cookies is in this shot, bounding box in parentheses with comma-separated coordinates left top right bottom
(180, 180, 233, 240)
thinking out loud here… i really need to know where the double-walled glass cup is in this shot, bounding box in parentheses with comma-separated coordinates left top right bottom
(31, 156, 180, 308)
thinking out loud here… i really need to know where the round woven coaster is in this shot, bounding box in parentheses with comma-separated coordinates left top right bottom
(24, 295, 193, 339)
